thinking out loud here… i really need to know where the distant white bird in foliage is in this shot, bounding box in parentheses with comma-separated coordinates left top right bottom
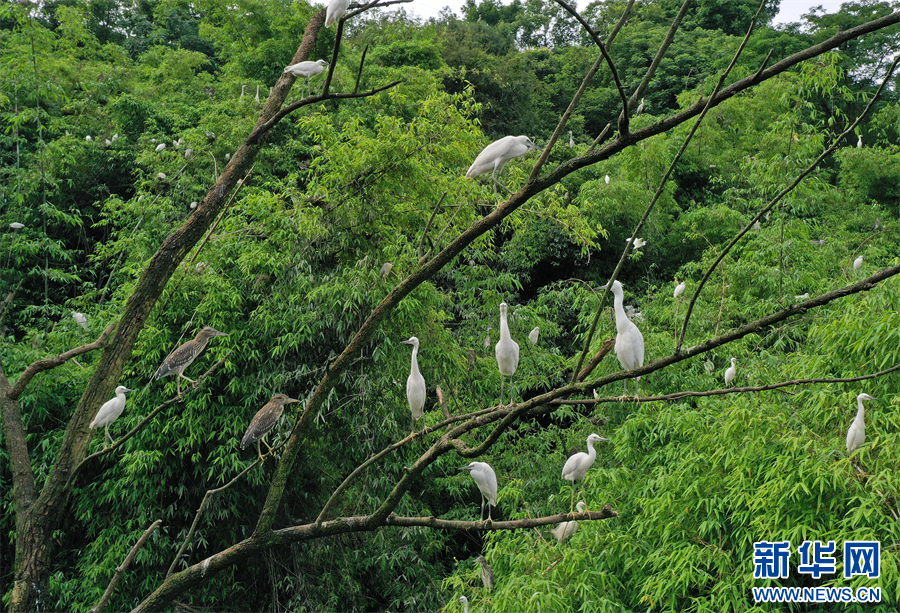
(185, 148, 193, 159)
(624, 305, 643, 322)
(857, 135, 863, 148)
(528, 326, 540, 347)
(495, 302, 519, 405)
(476, 555, 494, 591)
(85, 135, 92, 142)
(704, 360, 715, 375)
(601, 280, 644, 397)
(562, 433, 608, 511)
(241, 84, 246, 98)
(674, 280, 686, 299)
(626, 237, 646, 249)
(795, 292, 809, 301)
(190, 201, 198, 210)
(72, 312, 87, 328)
(853, 255, 863, 270)
(635, 97, 645, 116)
(458, 596, 469, 613)
(459, 461, 497, 521)
(483, 332, 491, 351)
(9, 222, 24, 230)
(552, 501, 586, 542)
(724, 357, 737, 387)
(568, 130, 575, 147)
(846, 393, 876, 455)
(466, 136, 542, 195)
(155, 143, 166, 152)
(401, 337, 426, 430)
(604, 174, 610, 184)
(255, 84, 260, 105)
(112, 133, 119, 142)
(90, 385, 134, 446)
(753, 220, 761, 231)
(284, 60, 328, 97)
(325, 0, 350, 27)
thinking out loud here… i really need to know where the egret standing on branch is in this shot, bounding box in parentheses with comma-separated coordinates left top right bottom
(284, 60, 328, 97)
(240, 394, 301, 460)
(90, 386, 134, 446)
(601, 280, 644, 398)
(154, 326, 228, 394)
(459, 461, 498, 521)
(562, 434, 608, 511)
(724, 358, 737, 387)
(495, 302, 519, 405)
(846, 393, 877, 455)
(674, 280, 686, 299)
(551, 501, 586, 542)
(325, 0, 350, 27)
(466, 136, 542, 195)
(401, 336, 426, 431)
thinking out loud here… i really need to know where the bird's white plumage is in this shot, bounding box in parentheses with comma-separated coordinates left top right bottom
(284, 59, 328, 78)
(466, 135, 542, 180)
(495, 302, 519, 404)
(626, 237, 646, 249)
(568, 130, 575, 147)
(460, 461, 498, 520)
(401, 337, 426, 423)
(551, 501, 586, 542)
(155, 143, 165, 152)
(603, 280, 644, 395)
(853, 255, 863, 270)
(562, 434, 607, 483)
(674, 280, 686, 298)
(528, 326, 539, 347)
(9, 222, 24, 229)
(90, 386, 133, 429)
(72, 311, 87, 328)
(846, 393, 876, 455)
(325, 0, 350, 27)
(724, 357, 737, 387)
(458, 596, 469, 613)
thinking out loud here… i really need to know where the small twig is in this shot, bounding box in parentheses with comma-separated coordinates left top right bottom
(417, 191, 448, 260)
(91, 519, 162, 613)
(0, 279, 23, 328)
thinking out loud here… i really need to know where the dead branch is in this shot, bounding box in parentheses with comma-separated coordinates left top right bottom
(91, 519, 162, 613)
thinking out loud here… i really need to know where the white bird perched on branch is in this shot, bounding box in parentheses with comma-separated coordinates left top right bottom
(626, 237, 646, 249)
(601, 280, 644, 397)
(155, 142, 166, 152)
(466, 135, 542, 195)
(401, 336, 426, 430)
(528, 326, 539, 347)
(846, 393, 877, 455)
(724, 357, 737, 387)
(325, 0, 350, 27)
(459, 461, 498, 521)
(568, 130, 575, 147)
(284, 59, 328, 97)
(635, 97, 645, 116)
(495, 302, 519, 405)
(90, 385, 134, 446)
(674, 280, 686, 299)
(857, 134, 863, 148)
(551, 501, 586, 542)
(562, 434, 608, 511)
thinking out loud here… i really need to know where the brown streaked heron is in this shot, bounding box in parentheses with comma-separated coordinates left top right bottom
(476, 555, 494, 591)
(154, 326, 228, 394)
(240, 394, 301, 460)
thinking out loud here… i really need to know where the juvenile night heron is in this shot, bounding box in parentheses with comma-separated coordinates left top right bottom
(562, 434, 608, 511)
(724, 358, 737, 387)
(846, 393, 877, 455)
(284, 60, 328, 97)
(466, 135, 542, 195)
(240, 394, 301, 460)
(401, 336, 426, 430)
(495, 303, 519, 405)
(459, 461, 497, 521)
(154, 326, 228, 394)
(551, 501, 586, 542)
(601, 280, 644, 397)
(476, 555, 494, 591)
(90, 385, 134, 446)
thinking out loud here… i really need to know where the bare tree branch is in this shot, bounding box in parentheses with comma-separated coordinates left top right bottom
(91, 519, 162, 613)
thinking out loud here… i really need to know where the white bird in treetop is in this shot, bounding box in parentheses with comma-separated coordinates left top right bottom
(72, 312, 88, 328)
(284, 60, 328, 97)
(325, 0, 350, 27)
(846, 393, 877, 455)
(635, 97, 645, 116)
(857, 134, 863, 148)
(90, 385, 135, 446)
(853, 255, 863, 270)
(626, 237, 646, 249)
(562, 433, 609, 511)
(724, 357, 737, 387)
(551, 501, 586, 542)
(601, 280, 644, 397)
(155, 143, 166, 152)
(459, 461, 498, 521)
(674, 280, 686, 299)
(568, 130, 575, 147)
(401, 337, 426, 430)
(9, 222, 24, 229)
(495, 302, 520, 405)
(604, 174, 610, 184)
(528, 326, 540, 347)
(466, 135, 542, 195)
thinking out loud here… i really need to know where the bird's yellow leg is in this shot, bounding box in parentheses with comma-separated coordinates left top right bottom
(257, 440, 264, 461)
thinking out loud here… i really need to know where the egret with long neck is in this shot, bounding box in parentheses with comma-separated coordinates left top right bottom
(495, 302, 519, 405)
(846, 393, 876, 455)
(401, 337, 426, 431)
(561, 433, 609, 511)
(602, 280, 644, 397)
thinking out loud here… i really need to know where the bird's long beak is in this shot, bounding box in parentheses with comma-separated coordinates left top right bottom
(215, 330, 229, 336)
(400, 339, 414, 345)
(458, 466, 471, 471)
(599, 437, 610, 442)
(286, 397, 301, 404)
(124, 388, 135, 393)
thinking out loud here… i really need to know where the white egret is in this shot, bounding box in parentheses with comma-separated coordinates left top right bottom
(476, 555, 494, 591)
(674, 280, 686, 299)
(72, 312, 87, 328)
(635, 97, 645, 116)
(551, 501, 586, 542)
(482, 331, 491, 351)
(241, 84, 246, 98)
(90, 386, 134, 445)
(724, 358, 737, 387)
(568, 130, 575, 147)
(604, 174, 610, 184)
(795, 292, 809, 300)
(105, 139, 111, 145)
(458, 596, 469, 613)
(857, 135, 863, 148)
(459, 461, 497, 521)
(190, 201, 198, 210)
(85, 135, 92, 142)
(9, 222, 24, 229)
(185, 148, 193, 159)
(401, 336, 426, 430)
(155, 143, 166, 152)
(846, 393, 877, 455)
(626, 237, 646, 249)
(752, 220, 761, 231)
(111, 133, 119, 141)
(284, 60, 328, 97)
(495, 302, 519, 405)
(528, 326, 540, 347)
(157, 172, 167, 180)
(466, 135, 542, 195)
(853, 255, 863, 270)
(562, 433, 608, 511)
(325, 0, 350, 27)
(255, 84, 260, 105)
(601, 280, 644, 397)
